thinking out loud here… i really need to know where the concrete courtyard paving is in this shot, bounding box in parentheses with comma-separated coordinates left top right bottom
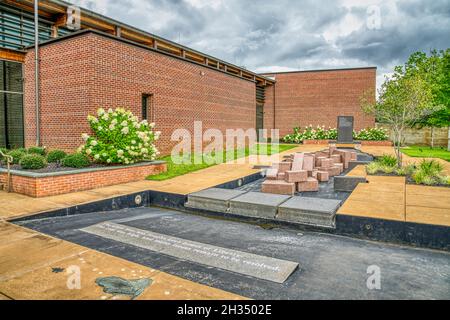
(15, 207, 450, 300)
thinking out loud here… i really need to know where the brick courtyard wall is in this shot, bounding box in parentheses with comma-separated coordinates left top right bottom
(0, 162, 167, 197)
(24, 32, 257, 155)
(261, 69, 376, 137)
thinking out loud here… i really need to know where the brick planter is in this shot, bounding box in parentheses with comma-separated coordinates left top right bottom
(360, 141, 393, 146)
(0, 161, 166, 198)
(303, 140, 330, 145)
(303, 140, 392, 146)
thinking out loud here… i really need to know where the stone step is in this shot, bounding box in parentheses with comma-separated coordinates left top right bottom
(277, 197, 341, 229)
(185, 188, 247, 213)
(229, 192, 291, 219)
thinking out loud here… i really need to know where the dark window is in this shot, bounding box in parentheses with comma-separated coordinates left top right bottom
(142, 94, 153, 121)
(0, 60, 24, 149)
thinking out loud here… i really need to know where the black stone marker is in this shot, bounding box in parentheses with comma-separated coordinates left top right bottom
(337, 116, 354, 143)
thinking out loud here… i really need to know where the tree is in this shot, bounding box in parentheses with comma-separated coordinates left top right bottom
(401, 50, 450, 149)
(361, 73, 441, 167)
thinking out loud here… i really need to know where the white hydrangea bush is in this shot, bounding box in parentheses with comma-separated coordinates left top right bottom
(79, 107, 161, 165)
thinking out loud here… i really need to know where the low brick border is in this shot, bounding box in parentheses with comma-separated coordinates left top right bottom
(303, 140, 393, 146)
(0, 161, 167, 198)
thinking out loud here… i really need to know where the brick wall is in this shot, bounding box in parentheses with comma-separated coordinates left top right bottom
(262, 69, 376, 137)
(24, 32, 257, 155)
(0, 162, 166, 197)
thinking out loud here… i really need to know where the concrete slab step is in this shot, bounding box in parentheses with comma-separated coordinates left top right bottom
(185, 188, 247, 213)
(229, 192, 291, 219)
(277, 197, 341, 229)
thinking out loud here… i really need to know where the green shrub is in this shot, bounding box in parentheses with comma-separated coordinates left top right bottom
(366, 162, 381, 175)
(412, 160, 447, 186)
(380, 165, 395, 174)
(353, 128, 389, 141)
(0, 147, 8, 157)
(395, 164, 416, 176)
(417, 160, 443, 176)
(376, 154, 397, 167)
(28, 146, 46, 156)
(8, 149, 27, 164)
(282, 126, 389, 143)
(62, 153, 91, 168)
(79, 107, 160, 165)
(19, 154, 47, 170)
(47, 150, 67, 163)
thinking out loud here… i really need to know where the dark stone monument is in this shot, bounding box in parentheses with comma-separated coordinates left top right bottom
(337, 116, 354, 143)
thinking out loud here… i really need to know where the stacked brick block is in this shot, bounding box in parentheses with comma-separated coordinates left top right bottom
(262, 148, 357, 195)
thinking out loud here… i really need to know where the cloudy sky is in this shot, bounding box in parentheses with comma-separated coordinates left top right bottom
(72, 0, 450, 89)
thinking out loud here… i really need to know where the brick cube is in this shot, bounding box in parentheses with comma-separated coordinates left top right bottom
(285, 170, 308, 183)
(334, 163, 344, 174)
(330, 166, 341, 176)
(277, 172, 286, 180)
(330, 154, 342, 164)
(320, 158, 334, 168)
(274, 162, 292, 173)
(329, 145, 337, 156)
(265, 168, 278, 180)
(315, 156, 326, 167)
(303, 156, 315, 171)
(350, 151, 358, 161)
(317, 171, 329, 182)
(262, 180, 296, 195)
(297, 177, 319, 192)
(291, 153, 305, 171)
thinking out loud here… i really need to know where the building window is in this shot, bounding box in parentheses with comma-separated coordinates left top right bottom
(0, 60, 24, 149)
(142, 94, 153, 121)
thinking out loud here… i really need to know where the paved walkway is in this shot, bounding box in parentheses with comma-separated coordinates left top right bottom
(0, 221, 244, 300)
(340, 165, 450, 226)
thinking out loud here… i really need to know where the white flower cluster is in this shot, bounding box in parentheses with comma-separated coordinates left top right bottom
(79, 107, 161, 165)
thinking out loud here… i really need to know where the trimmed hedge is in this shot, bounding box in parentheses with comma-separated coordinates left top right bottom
(20, 154, 47, 170)
(47, 150, 67, 163)
(8, 149, 27, 164)
(28, 146, 46, 156)
(62, 153, 91, 168)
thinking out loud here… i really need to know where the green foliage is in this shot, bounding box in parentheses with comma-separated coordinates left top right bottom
(403, 50, 450, 129)
(28, 146, 46, 156)
(366, 157, 449, 186)
(412, 160, 448, 186)
(79, 108, 160, 165)
(46, 150, 67, 163)
(376, 154, 398, 167)
(8, 149, 27, 164)
(395, 164, 416, 176)
(0, 147, 8, 155)
(282, 126, 387, 143)
(401, 146, 450, 162)
(353, 128, 389, 141)
(361, 57, 443, 166)
(19, 154, 47, 170)
(62, 153, 91, 168)
(367, 155, 408, 175)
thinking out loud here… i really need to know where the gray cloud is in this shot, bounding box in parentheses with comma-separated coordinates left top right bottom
(73, 0, 450, 87)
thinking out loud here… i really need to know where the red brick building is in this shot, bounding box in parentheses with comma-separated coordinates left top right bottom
(262, 69, 376, 136)
(0, 1, 376, 155)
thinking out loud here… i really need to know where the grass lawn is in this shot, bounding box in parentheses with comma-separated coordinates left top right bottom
(148, 144, 297, 181)
(401, 146, 450, 162)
